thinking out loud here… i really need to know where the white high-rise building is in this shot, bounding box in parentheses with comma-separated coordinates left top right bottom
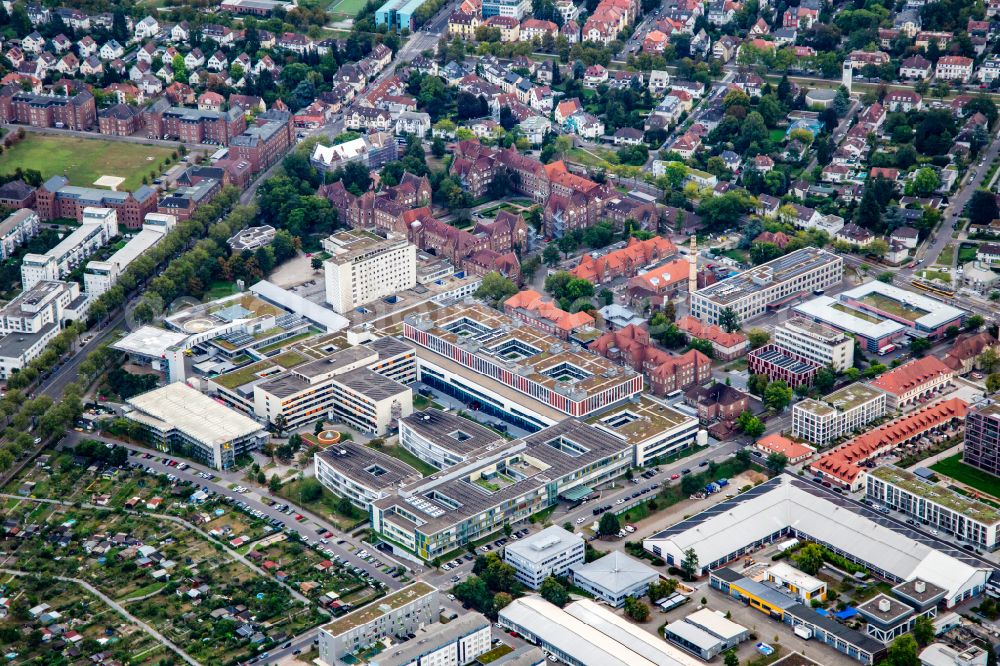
(84, 213, 175, 297)
(774, 316, 854, 372)
(21, 207, 118, 289)
(504, 525, 585, 589)
(323, 229, 416, 314)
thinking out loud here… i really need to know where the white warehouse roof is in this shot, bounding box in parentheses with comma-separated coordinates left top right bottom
(127, 382, 265, 447)
(644, 476, 990, 607)
(112, 325, 188, 358)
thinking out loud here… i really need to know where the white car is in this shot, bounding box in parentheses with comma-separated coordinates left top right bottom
(448, 594, 456, 601)
(575, 517, 585, 524)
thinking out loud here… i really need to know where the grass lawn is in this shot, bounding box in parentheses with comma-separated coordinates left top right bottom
(918, 268, 952, 283)
(328, 0, 368, 15)
(936, 244, 955, 266)
(958, 244, 979, 264)
(203, 280, 240, 300)
(0, 135, 175, 191)
(565, 147, 619, 169)
(769, 129, 787, 143)
(931, 454, 1000, 500)
(721, 249, 749, 264)
(370, 443, 437, 477)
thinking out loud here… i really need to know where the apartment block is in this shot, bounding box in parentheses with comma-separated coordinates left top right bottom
(0, 280, 85, 379)
(318, 583, 438, 666)
(34, 175, 158, 228)
(364, 614, 493, 666)
(792, 382, 887, 445)
(84, 213, 176, 297)
(0, 86, 97, 130)
(866, 465, 1000, 551)
(870, 356, 954, 411)
(774, 316, 854, 372)
(504, 526, 585, 589)
(0, 209, 40, 260)
(229, 109, 294, 175)
(964, 402, 1000, 478)
(747, 345, 818, 388)
(314, 441, 421, 510)
(323, 230, 416, 315)
(21, 207, 117, 289)
(143, 99, 247, 143)
(690, 247, 843, 325)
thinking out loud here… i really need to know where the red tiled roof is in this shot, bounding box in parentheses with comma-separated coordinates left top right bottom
(810, 397, 968, 483)
(870, 356, 952, 396)
(756, 433, 814, 460)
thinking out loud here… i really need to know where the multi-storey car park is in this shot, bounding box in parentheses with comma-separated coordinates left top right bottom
(866, 466, 1000, 551)
(792, 382, 887, 446)
(793, 281, 967, 352)
(369, 419, 633, 560)
(402, 303, 643, 423)
(689, 247, 843, 325)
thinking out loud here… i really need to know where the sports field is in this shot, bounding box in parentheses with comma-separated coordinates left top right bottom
(329, 0, 368, 16)
(0, 134, 175, 191)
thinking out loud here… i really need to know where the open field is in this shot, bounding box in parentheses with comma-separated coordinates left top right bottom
(0, 134, 175, 191)
(328, 0, 368, 15)
(931, 454, 1000, 500)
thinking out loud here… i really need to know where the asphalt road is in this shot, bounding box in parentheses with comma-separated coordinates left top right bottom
(63, 432, 406, 590)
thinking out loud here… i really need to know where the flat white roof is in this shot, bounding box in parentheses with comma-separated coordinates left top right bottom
(250, 280, 348, 332)
(839, 281, 965, 330)
(683, 608, 747, 641)
(505, 525, 582, 565)
(766, 562, 825, 592)
(793, 295, 906, 339)
(644, 476, 990, 605)
(112, 326, 189, 357)
(127, 382, 265, 447)
(97, 225, 169, 272)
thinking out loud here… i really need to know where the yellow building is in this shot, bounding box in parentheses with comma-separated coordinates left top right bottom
(448, 11, 481, 40)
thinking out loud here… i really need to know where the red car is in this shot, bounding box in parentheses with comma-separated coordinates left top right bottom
(295, 514, 304, 521)
(670, 473, 680, 480)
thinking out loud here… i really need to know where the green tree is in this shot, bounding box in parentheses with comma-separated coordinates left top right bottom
(474, 271, 519, 307)
(623, 597, 650, 621)
(886, 634, 919, 666)
(766, 452, 789, 474)
(681, 547, 699, 581)
(978, 348, 999, 373)
(598, 512, 620, 537)
(764, 380, 793, 411)
(965, 314, 985, 331)
(268, 474, 281, 492)
(543, 244, 561, 266)
(909, 167, 940, 197)
(793, 543, 825, 575)
(299, 478, 323, 503)
(913, 614, 935, 646)
(814, 366, 837, 393)
(747, 329, 770, 349)
(969, 190, 1000, 226)
(736, 410, 765, 437)
(877, 272, 894, 283)
(724, 650, 739, 666)
(718, 307, 741, 334)
(910, 337, 932, 356)
(986, 373, 1000, 393)
(540, 576, 569, 607)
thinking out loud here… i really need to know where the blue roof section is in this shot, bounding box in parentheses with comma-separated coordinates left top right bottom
(834, 607, 858, 620)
